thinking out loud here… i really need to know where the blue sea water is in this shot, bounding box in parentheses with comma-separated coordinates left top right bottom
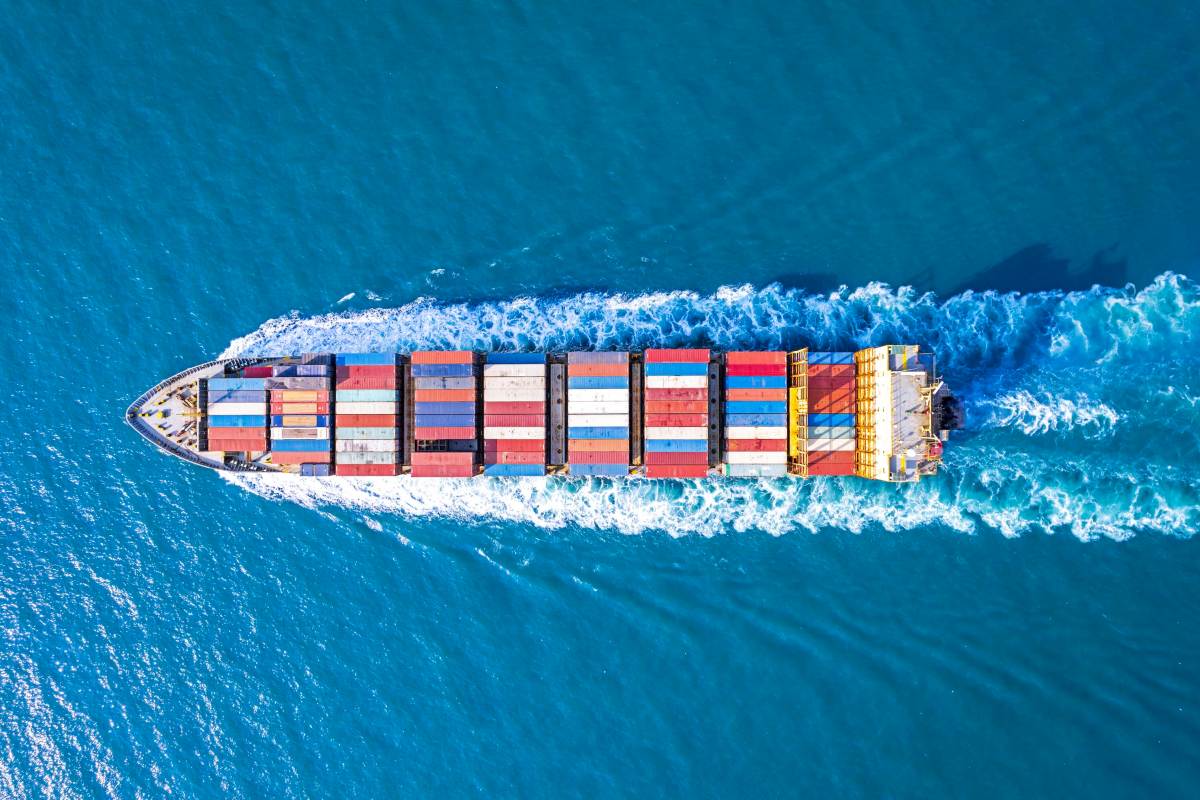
(3, 1, 1200, 797)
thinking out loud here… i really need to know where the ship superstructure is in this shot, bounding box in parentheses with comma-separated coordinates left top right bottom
(127, 347, 961, 480)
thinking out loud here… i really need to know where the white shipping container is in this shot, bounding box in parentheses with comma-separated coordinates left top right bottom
(725, 451, 788, 465)
(644, 375, 707, 389)
(807, 438, 855, 452)
(482, 427, 546, 440)
(336, 439, 400, 453)
(483, 388, 544, 402)
(334, 401, 398, 415)
(565, 401, 627, 415)
(335, 427, 400, 439)
(644, 426, 708, 440)
(566, 389, 628, 403)
(483, 364, 545, 377)
(483, 376, 545, 389)
(270, 427, 330, 439)
(724, 426, 788, 439)
(336, 451, 399, 465)
(206, 402, 268, 415)
(567, 414, 630, 428)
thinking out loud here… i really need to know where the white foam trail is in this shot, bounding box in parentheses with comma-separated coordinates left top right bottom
(216, 273, 1200, 540)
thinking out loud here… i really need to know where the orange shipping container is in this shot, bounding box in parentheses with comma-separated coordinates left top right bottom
(644, 400, 707, 413)
(725, 388, 788, 401)
(646, 413, 708, 426)
(336, 377, 398, 390)
(725, 438, 787, 451)
(567, 363, 629, 377)
(271, 390, 330, 402)
(568, 438, 629, 452)
(268, 451, 332, 464)
(270, 403, 329, 414)
(411, 350, 474, 364)
(337, 414, 399, 427)
(414, 389, 474, 402)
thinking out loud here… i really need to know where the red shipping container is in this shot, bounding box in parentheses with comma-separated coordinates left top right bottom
(567, 363, 629, 377)
(808, 377, 855, 391)
(829, 364, 855, 378)
(645, 413, 709, 427)
(811, 401, 856, 414)
(807, 364, 832, 378)
(569, 450, 627, 464)
(567, 438, 629, 452)
(484, 401, 545, 415)
(644, 400, 707, 413)
(336, 377, 398, 390)
(644, 348, 710, 362)
(335, 464, 399, 476)
(644, 388, 706, 401)
(206, 426, 264, 438)
(484, 450, 544, 465)
(726, 388, 788, 401)
(724, 365, 787, 376)
(336, 365, 395, 379)
(243, 366, 273, 377)
(411, 351, 473, 364)
(645, 465, 709, 478)
(725, 351, 787, 365)
(725, 439, 787, 451)
(414, 389, 474, 402)
(808, 450, 855, 463)
(411, 465, 477, 477)
(411, 452, 475, 466)
(483, 439, 545, 452)
(271, 403, 331, 414)
(336, 414, 398, 427)
(645, 451, 708, 465)
(268, 451, 332, 464)
(483, 414, 544, 427)
(413, 426, 475, 440)
(207, 439, 268, 451)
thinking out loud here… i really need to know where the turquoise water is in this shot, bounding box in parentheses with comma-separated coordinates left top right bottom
(4, 1, 1200, 796)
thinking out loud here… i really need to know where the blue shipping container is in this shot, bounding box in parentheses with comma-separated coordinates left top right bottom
(208, 415, 267, 427)
(644, 362, 708, 376)
(208, 378, 267, 391)
(724, 401, 787, 414)
(272, 415, 329, 427)
(413, 377, 475, 390)
(568, 463, 628, 477)
(830, 352, 856, 365)
(336, 353, 396, 366)
(410, 363, 475, 377)
(567, 376, 629, 389)
(807, 413, 856, 428)
(645, 439, 708, 452)
(271, 439, 333, 452)
(207, 390, 267, 404)
(336, 389, 398, 402)
(414, 414, 476, 427)
(413, 401, 476, 415)
(300, 463, 332, 477)
(567, 352, 629, 364)
(725, 413, 788, 427)
(726, 376, 787, 389)
(808, 352, 832, 365)
(567, 426, 629, 439)
(483, 463, 546, 476)
(486, 353, 546, 364)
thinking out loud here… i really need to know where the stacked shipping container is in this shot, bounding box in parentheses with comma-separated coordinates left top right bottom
(334, 353, 400, 476)
(567, 352, 630, 477)
(482, 353, 547, 476)
(410, 351, 478, 477)
(265, 359, 332, 472)
(723, 352, 788, 477)
(205, 376, 268, 455)
(806, 352, 857, 476)
(643, 349, 710, 478)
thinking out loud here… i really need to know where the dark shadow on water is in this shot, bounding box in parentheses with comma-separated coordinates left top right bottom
(948, 244, 1128, 295)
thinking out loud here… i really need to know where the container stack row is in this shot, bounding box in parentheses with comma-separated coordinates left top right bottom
(482, 353, 547, 476)
(205, 375, 268, 455)
(263, 359, 333, 473)
(643, 349, 710, 478)
(806, 352, 857, 476)
(567, 352, 630, 477)
(410, 351, 478, 478)
(723, 352, 788, 477)
(334, 353, 400, 476)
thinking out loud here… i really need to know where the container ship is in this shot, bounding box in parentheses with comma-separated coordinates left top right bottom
(126, 347, 962, 481)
